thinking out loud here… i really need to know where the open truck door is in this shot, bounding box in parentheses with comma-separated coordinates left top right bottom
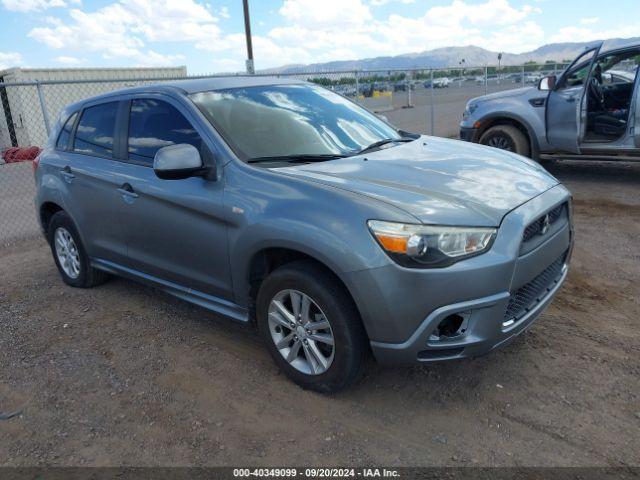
(545, 44, 602, 154)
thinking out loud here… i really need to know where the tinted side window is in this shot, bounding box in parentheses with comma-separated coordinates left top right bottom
(56, 112, 77, 150)
(128, 99, 202, 164)
(73, 102, 119, 158)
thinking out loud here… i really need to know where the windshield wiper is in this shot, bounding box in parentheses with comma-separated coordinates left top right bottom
(247, 154, 347, 164)
(356, 137, 414, 155)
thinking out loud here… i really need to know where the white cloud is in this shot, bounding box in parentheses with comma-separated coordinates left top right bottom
(132, 50, 185, 67)
(28, 0, 217, 66)
(580, 17, 599, 25)
(550, 23, 640, 43)
(279, 0, 372, 29)
(370, 0, 415, 6)
(219, 5, 229, 18)
(1, 0, 79, 13)
(0, 51, 23, 69)
(54, 55, 86, 64)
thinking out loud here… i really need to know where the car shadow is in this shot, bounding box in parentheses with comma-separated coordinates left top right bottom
(544, 158, 640, 185)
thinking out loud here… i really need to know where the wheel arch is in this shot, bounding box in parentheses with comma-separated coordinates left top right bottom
(39, 201, 64, 239)
(244, 246, 369, 340)
(476, 113, 540, 159)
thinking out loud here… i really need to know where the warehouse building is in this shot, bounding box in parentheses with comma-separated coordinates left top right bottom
(0, 66, 187, 150)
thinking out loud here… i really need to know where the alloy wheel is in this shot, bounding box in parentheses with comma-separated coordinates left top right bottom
(487, 135, 513, 151)
(267, 289, 335, 375)
(54, 227, 81, 279)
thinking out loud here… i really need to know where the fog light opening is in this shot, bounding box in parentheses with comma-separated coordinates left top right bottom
(429, 312, 470, 341)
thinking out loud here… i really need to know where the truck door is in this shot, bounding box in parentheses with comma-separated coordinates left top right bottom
(546, 44, 601, 153)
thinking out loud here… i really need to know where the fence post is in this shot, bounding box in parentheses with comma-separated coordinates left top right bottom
(406, 70, 413, 108)
(429, 69, 435, 136)
(354, 70, 360, 104)
(484, 65, 488, 95)
(36, 81, 51, 137)
(521, 65, 525, 88)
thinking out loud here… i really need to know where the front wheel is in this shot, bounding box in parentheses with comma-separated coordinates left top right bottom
(256, 261, 368, 393)
(479, 125, 531, 157)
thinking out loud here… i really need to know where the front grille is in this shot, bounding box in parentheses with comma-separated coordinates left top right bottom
(522, 203, 565, 243)
(504, 252, 567, 325)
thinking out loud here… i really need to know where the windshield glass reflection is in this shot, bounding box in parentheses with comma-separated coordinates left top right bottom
(190, 84, 400, 160)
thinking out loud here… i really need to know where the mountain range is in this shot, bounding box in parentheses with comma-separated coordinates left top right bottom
(267, 37, 640, 73)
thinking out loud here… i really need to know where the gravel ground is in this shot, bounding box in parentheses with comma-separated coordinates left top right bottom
(0, 159, 639, 467)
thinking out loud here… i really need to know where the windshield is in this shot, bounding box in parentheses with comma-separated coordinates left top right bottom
(190, 84, 401, 161)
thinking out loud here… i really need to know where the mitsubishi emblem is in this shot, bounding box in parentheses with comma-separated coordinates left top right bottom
(540, 214, 551, 235)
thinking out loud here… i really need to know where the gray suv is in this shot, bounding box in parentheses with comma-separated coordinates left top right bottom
(35, 77, 573, 392)
(460, 40, 640, 160)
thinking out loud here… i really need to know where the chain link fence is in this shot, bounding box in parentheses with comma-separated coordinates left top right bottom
(0, 62, 569, 247)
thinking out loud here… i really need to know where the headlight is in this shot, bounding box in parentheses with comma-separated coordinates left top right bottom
(463, 103, 478, 119)
(368, 220, 496, 268)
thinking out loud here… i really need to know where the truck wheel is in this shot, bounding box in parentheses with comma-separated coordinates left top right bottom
(48, 211, 109, 288)
(256, 260, 368, 393)
(479, 125, 531, 157)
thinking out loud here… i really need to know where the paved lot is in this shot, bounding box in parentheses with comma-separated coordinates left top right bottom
(1, 159, 639, 467)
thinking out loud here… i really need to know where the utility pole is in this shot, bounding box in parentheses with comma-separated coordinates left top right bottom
(243, 0, 255, 74)
(497, 52, 502, 83)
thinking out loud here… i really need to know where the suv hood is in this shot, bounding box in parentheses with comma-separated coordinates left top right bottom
(276, 136, 558, 226)
(472, 86, 534, 104)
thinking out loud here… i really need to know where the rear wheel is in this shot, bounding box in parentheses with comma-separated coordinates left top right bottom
(479, 125, 531, 157)
(256, 261, 368, 393)
(48, 211, 109, 288)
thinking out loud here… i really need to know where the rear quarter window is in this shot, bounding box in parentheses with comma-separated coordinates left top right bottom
(55, 112, 77, 151)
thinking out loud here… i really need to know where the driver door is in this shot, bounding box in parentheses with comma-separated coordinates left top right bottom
(546, 44, 602, 153)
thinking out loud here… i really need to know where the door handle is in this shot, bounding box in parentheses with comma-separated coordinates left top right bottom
(117, 183, 138, 200)
(60, 166, 75, 183)
(566, 96, 576, 103)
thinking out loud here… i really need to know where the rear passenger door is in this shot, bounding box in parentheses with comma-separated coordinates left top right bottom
(116, 96, 232, 301)
(60, 100, 129, 264)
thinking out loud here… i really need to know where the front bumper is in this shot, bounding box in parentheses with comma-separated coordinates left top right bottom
(370, 263, 568, 365)
(459, 126, 479, 143)
(343, 185, 573, 366)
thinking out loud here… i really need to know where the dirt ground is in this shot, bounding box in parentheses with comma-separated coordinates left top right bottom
(0, 159, 639, 467)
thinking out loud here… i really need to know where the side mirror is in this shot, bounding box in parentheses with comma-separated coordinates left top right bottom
(153, 144, 204, 180)
(538, 75, 556, 91)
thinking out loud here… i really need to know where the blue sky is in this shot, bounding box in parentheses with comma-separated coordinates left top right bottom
(0, 0, 638, 74)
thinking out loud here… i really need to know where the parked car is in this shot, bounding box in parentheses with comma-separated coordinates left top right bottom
(393, 81, 414, 92)
(524, 73, 542, 84)
(35, 77, 573, 392)
(475, 74, 499, 85)
(433, 77, 450, 88)
(460, 39, 640, 160)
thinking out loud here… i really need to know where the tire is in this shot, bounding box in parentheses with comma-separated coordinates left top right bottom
(256, 260, 368, 393)
(48, 210, 109, 288)
(479, 125, 531, 157)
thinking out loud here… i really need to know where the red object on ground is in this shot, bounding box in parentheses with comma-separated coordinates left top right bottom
(2, 146, 42, 164)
